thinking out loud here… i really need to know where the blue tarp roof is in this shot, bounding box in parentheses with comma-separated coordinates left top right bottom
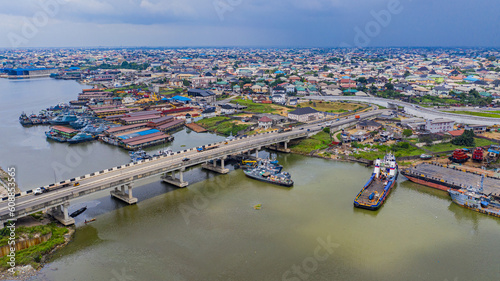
(488, 149, 500, 155)
(172, 95, 191, 102)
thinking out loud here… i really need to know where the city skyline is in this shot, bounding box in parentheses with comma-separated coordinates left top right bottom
(1, 0, 499, 48)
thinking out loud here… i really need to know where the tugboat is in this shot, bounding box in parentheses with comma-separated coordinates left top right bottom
(353, 153, 398, 210)
(45, 129, 67, 142)
(19, 113, 33, 126)
(49, 114, 78, 125)
(449, 149, 470, 163)
(70, 206, 87, 218)
(243, 159, 293, 187)
(67, 132, 95, 144)
(472, 147, 484, 162)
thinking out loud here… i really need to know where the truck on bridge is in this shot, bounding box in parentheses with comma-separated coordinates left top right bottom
(33, 181, 80, 195)
(197, 144, 219, 152)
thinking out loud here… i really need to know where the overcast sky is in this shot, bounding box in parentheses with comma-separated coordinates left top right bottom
(0, 0, 498, 48)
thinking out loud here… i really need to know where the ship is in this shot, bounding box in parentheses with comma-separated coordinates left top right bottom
(353, 153, 398, 210)
(243, 159, 293, 187)
(19, 113, 33, 126)
(449, 176, 500, 218)
(45, 130, 67, 142)
(449, 149, 470, 163)
(49, 114, 78, 125)
(67, 132, 95, 144)
(70, 206, 87, 218)
(472, 147, 484, 162)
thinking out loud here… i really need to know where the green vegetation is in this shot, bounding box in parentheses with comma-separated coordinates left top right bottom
(196, 117, 250, 136)
(230, 98, 287, 114)
(298, 101, 364, 113)
(89, 62, 149, 71)
(424, 137, 496, 153)
(443, 110, 500, 118)
(290, 131, 331, 154)
(0, 223, 69, 269)
(451, 129, 474, 146)
(353, 142, 426, 160)
(402, 129, 413, 137)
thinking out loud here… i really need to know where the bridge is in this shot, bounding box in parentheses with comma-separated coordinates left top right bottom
(0, 109, 385, 227)
(307, 96, 500, 126)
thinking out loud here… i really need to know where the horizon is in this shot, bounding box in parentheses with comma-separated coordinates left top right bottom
(1, 0, 498, 48)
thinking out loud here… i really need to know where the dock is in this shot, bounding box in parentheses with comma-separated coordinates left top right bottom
(185, 123, 207, 133)
(402, 162, 500, 196)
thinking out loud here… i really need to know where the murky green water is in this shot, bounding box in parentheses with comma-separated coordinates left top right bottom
(1, 79, 499, 281)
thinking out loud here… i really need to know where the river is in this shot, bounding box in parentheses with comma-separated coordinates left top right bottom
(0, 78, 499, 281)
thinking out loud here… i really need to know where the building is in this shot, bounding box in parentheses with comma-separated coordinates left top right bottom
(258, 116, 273, 129)
(425, 118, 455, 133)
(5, 68, 57, 79)
(220, 104, 236, 115)
(201, 107, 216, 118)
(356, 120, 382, 131)
(288, 107, 322, 122)
(464, 125, 487, 135)
(272, 94, 286, 104)
(187, 89, 216, 105)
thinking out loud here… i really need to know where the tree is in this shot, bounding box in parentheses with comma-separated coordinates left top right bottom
(182, 79, 190, 86)
(356, 77, 367, 84)
(404, 70, 411, 77)
(451, 129, 475, 146)
(385, 83, 394, 91)
(402, 129, 413, 137)
(323, 127, 330, 134)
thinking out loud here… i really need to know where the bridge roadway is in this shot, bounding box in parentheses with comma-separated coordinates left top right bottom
(307, 96, 500, 126)
(0, 109, 385, 225)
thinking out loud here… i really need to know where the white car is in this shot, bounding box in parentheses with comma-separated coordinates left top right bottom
(33, 188, 45, 195)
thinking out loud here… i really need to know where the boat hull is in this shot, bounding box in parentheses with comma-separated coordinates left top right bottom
(401, 172, 459, 192)
(353, 174, 397, 210)
(244, 172, 293, 187)
(449, 190, 500, 218)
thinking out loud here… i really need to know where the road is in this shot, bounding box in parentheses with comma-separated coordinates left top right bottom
(0, 108, 385, 222)
(307, 96, 500, 126)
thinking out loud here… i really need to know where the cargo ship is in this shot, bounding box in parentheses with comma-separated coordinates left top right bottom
(353, 153, 398, 210)
(243, 159, 293, 187)
(49, 114, 78, 125)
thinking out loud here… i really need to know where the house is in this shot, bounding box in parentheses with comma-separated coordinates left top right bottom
(288, 107, 322, 122)
(258, 116, 273, 129)
(464, 125, 487, 135)
(356, 120, 382, 131)
(425, 118, 455, 133)
(220, 104, 236, 115)
(339, 79, 356, 88)
(187, 89, 216, 105)
(272, 94, 286, 104)
(289, 98, 298, 106)
(272, 86, 286, 95)
(285, 84, 296, 94)
(201, 107, 216, 118)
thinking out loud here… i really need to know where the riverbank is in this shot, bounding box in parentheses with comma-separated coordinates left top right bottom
(0, 216, 74, 280)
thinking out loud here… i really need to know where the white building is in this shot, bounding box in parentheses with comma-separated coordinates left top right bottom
(425, 118, 455, 133)
(288, 107, 322, 122)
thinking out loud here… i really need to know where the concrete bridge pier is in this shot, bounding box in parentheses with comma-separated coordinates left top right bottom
(110, 182, 138, 204)
(266, 141, 291, 153)
(162, 168, 189, 187)
(202, 156, 230, 174)
(48, 202, 75, 226)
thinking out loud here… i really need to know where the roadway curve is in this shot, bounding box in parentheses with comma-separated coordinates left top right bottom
(307, 96, 500, 126)
(0, 108, 385, 223)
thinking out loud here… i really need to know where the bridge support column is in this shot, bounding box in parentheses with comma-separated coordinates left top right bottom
(48, 202, 75, 226)
(162, 168, 189, 187)
(110, 182, 138, 204)
(202, 157, 229, 174)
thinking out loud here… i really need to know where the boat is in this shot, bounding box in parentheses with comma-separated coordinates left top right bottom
(85, 218, 96, 223)
(243, 159, 293, 187)
(472, 147, 484, 162)
(67, 132, 95, 144)
(70, 206, 87, 218)
(353, 153, 398, 210)
(253, 204, 262, 210)
(19, 113, 33, 126)
(129, 150, 149, 162)
(449, 149, 470, 163)
(45, 130, 67, 142)
(420, 154, 433, 160)
(225, 132, 236, 141)
(49, 114, 78, 125)
(449, 176, 500, 218)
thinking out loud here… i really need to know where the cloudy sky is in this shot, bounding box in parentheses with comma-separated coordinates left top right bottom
(0, 0, 498, 48)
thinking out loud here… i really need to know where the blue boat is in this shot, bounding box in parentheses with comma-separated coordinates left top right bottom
(45, 130, 67, 142)
(49, 114, 78, 125)
(354, 153, 398, 210)
(67, 132, 95, 144)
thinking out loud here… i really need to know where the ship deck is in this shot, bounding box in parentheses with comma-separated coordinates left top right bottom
(404, 163, 500, 195)
(356, 178, 387, 205)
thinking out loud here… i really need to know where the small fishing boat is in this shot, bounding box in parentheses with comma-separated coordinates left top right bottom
(70, 206, 87, 218)
(85, 218, 96, 224)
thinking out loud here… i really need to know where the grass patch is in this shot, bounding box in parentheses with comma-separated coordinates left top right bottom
(424, 137, 497, 153)
(353, 142, 426, 160)
(196, 116, 249, 136)
(443, 110, 500, 118)
(230, 99, 288, 114)
(0, 223, 69, 269)
(298, 101, 364, 113)
(290, 131, 331, 154)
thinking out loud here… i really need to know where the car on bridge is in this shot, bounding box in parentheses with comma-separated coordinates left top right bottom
(182, 158, 190, 162)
